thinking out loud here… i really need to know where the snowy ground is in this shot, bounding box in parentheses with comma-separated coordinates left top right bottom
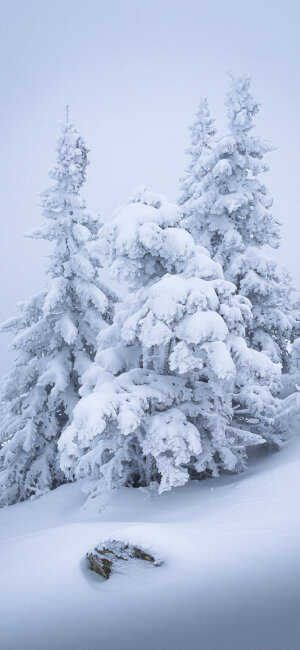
(1, 437, 300, 650)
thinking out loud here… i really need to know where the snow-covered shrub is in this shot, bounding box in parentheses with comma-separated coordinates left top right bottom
(59, 186, 280, 494)
(0, 115, 117, 505)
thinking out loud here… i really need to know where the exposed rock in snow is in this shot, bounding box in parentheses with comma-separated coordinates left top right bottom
(86, 540, 161, 580)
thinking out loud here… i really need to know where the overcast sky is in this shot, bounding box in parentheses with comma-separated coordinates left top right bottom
(0, 0, 299, 373)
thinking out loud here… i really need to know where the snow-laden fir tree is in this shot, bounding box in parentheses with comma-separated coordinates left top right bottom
(276, 336, 300, 431)
(0, 112, 117, 505)
(180, 74, 294, 369)
(277, 293, 300, 428)
(59, 186, 279, 494)
(179, 96, 216, 244)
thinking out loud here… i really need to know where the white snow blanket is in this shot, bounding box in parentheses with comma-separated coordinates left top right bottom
(0, 437, 300, 650)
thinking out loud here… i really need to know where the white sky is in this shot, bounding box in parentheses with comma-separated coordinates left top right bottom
(0, 0, 299, 373)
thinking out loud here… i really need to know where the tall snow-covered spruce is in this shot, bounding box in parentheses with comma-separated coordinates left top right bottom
(0, 112, 117, 505)
(179, 96, 216, 244)
(277, 315, 300, 431)
(180, 74, 294, 369)
(59, 186, 279, 495)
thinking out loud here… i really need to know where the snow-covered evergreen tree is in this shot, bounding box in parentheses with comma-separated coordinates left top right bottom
(179, 96, 216, 244)
(276, 336, 300, 430)
(180, 74, 294, 369)
(277, 292, 300, 426)
(0, 112, 117, 506)
(59, 186, 279, 495)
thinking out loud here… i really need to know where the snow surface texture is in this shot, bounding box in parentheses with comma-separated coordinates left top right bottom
(0, 437, 300, 650)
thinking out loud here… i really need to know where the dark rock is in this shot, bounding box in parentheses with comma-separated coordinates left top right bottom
(86, 540, 162, 580)
(132, 546, 155, 563)
(86, 552, 112, 580)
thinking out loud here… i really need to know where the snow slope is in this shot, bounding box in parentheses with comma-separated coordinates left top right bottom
(0, 437, 300, 650)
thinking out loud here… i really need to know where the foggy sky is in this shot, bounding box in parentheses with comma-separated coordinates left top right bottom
(0, 0, 299, 373)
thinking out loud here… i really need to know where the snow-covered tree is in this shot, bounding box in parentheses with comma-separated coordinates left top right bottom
(277, 292, 300, 426)
(59, 186, 279, 495)
(0, 112, 117, 506)
(179, 96, 216, 244)
(180, 74, 294, 369)
(276, 336, 300, 431)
